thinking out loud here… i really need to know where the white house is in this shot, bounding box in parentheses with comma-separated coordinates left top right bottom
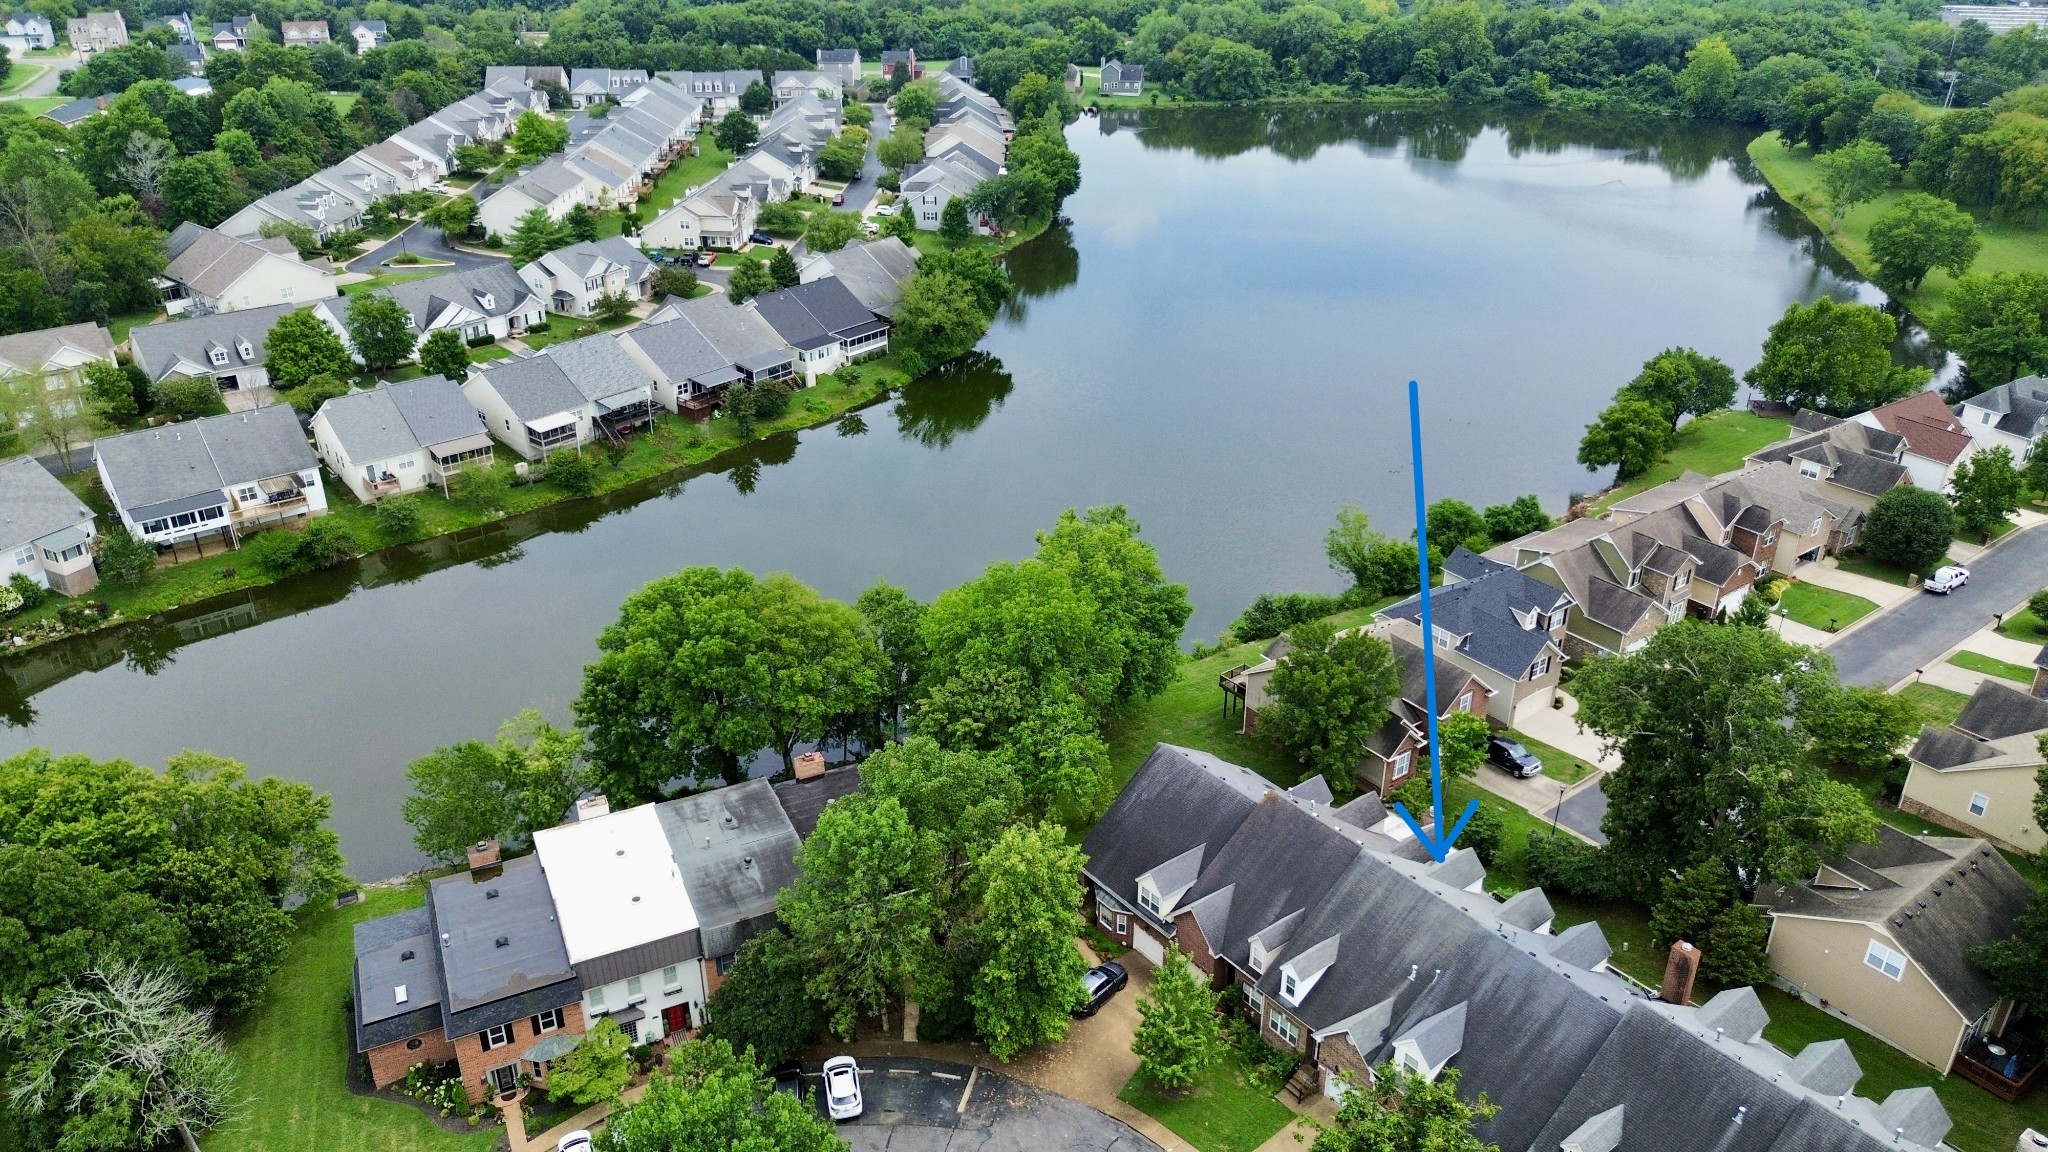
(567, 68, 649, 108)
(0, 321, 116, 382)
(318, 265, 545, 351)
(653, 69, 762, 116)
(772, 70, 843, 107)
(94, 405, 327, 549)
(348, 19, 386, 52)
(477, 158, 595, 241)
(310, 375, 496, 503)
(750, 276, 891, 383)
(463, 333, 654, 460)
(157, 222, 337, 317)
(1954, 376, 2048, 462)
(0, 12, 55, 55)
(127, 302, 296, 395)
(815, 48, 861, 88)
(217, 179, 369, 243)
(0, 455, 98, 595)
(902, 155, 992, 233)
(616, 80, 703, 148)
(1849, 390, 1979, 492)
(520, 238, 654, 317)
(619, 296, 796, 416)
(644, 186, 759, 252)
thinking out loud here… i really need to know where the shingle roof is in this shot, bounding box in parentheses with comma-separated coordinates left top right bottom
(0, 455, 91, 549)
(317, 375, 482, 463)
(352, 906, 444, 1051)
(541, 332, 653, 407)
(1907, 725, 2000, 770)
(378, 264, 536, 333)
(0, 321, 113, 375)
(386, 374, 486, 449)
(428, 854, 580, 1039)
(96, 404, 313, 515)
(1953, 679, 2048, 740)
(1175, 797, 1363, 973)
(1079, 745, 1265, 915)
(129, 299, 298, 382)
(770, 765, 862, 838)
(472, 355, 585, 422)
(1960, 375, 2048, 441)
(1379, 562, 1566, 678)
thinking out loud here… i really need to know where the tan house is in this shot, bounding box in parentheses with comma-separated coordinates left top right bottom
(279, 19, 329, 46)
(1900, 680, 2048, 853)
(1758, 826, 2034, 1084)
(1743, 410, 1911, 513)
(65, 9, 125, 51)
(157, 222, 337, 317)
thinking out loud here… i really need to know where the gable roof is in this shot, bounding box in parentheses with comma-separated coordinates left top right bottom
(1175, 795, 1366, 974)
(0, 321, 113, 375)
(96, 404, 314, 516)
(162, 222, 320, 298)
(542, 333, 653, 407)
(316, 375, 482, 462)
(0, 455, 91, 549)
(1378, 553, 1568, 677)
(1079, 745, 1266, 914)
(376, 264, 537, 333)
(1959, 375, 2048, 441)
(1953, 678, 2048, 740)
(800, 237, 919, 317)
(1864, 390, 1975, 465)
(751, 276, 883, 351)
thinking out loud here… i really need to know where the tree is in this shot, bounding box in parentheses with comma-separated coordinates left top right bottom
(509, 109, 568, 159)
(373, 495, 424, 541)
(817, 131, 868, 182)
(779, 792, 935, 1038)
(417, 327, 469, 380)
(1951, 444, 2024, 539)
(890, 269, 992, 375)
(81, 358, 138, 423)
(1676, 37, 1739, 120)
(154, 375, 224, 420)
(858, 582, 929, 742)
(594, 290, 636, 323)
(713, 110, 758, 155)
(1325, 505, 1388, 592)
(421, 193, 477, 237)
(1802, 685, 1919, 770)
(1931, 272, 2048, 389)
(0, 962, 236, 1152)
(1867, 193, 1981, 294)
(1815, 140, 1900, 230)
(893, 80, 938, 127)
(1577, 395, 1672, 481)
(1622, 347, 1739, 431)
(1130, 944, 1219, 1095)
(346, 294, 417, 371)
(1435, 710, 1491, 781)
(1481, 494, 1550, 542)
(740, 78, 773, 115)
(266, 308, 356, 391)
(726, 259, 775, 303)
(701, 929, 822, 1067)
(0, 846, 198, 1007)
(1424, 499, 1489, 554)
(651, 265, 698, 300)
(401, 710, 587, 861)
(1649, 861, 1773, 986)
(940, 197, 974, 243)
(877, 127, 925, 170)
(1570, 621, 1877, 892)
(768, 246, 799, 289)
(1863, 485, 1956, 574)
(1311, 1063, 1496, 1152)
(547, 1017, 636, 1106)
(1034, 505, 1192, 711)
(968, 822, 1086, 1061)
(96, 527, 156, 589)
(1261, 619, 1402, 794)
(2027, 442, 2048, 501)
(1744, 297, 1926, 415)
(1970, 887, 2048, 1009)
(600, 1039, 845, 1152)
(509, 205, 571, 266)
(806, 211, 862, 252)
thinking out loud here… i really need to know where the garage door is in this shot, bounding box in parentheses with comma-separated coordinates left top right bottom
(1133, 926, 1164, 965)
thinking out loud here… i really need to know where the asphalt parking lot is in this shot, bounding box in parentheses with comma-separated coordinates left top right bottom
(790, 1056, 1162, 1152)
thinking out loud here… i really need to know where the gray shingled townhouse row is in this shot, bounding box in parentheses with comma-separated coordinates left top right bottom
(315, 375, 490, 465)
(95, 404, 316, 528)
(127, 301, 300, 384)
(751, 277, 888, 352)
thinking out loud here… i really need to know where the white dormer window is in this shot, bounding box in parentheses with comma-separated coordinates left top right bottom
(236, 339, 253, 360)
(1799, 461, 1823, 479)
(1280, 970, 1297, 1000)
(209, 347, 229, 366)
(1248, 942, 1267, 975)
(1137, 882, 1160, 916)
(1431, 626, 1458, 649)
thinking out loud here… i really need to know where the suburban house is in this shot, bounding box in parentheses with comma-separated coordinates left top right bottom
(38, 96, 105, 126)
(348, 19, 387, 51)
(519, 238, 654, 317)
(655, 69, 764, 116)
(127, 302, 296, 395)
(94, 405, 327, 549)
(1081, 743, 1959, 1152)
(879, 50, 919, 80)
(564, 148, 639, 209)
(216, 178, 368, 243)
(0, 320, 115, 384)
(815, 48, 861, 87)
(644, 184, 758, 252)
(0, 456, 98, 595)
(66, 9, 124, 51)
(943, 56, 975, 80)
(750, 276, 891, 382)
(1900, 679, 2048, 854)
(477, 158, 596, 241)
(901, 157, 992, 234)
(613, 80, 702, 152)
(1100, 58, 1145, 95)
(621, 295, 796, 417)
(574, 111, 669, 191)
(1609, 461, 1864, 573)
(923, 119, 1007, 170)
(463, 334, 655, 459)
(1744, 411, 1911, 512)
(483, 65, 568, 92)
(796, 237, 919, 317)
(1758, 826, 2034, 1083)
(157, 222, 336, 317)
(324, 265, 545, 347)
(1851, 390, 1980, 491)
(208, 14, 253, 49)
(310, 375, 495, 503)
(772, 70, 842, 107)
(935, 73, 1014, 138)
(1955, 375, 2048, 462)
(0, 13, 54, 54)
(1376, 548, 1573, 722)
(279, 19, 327, 46)
(567, 68, 649, 108)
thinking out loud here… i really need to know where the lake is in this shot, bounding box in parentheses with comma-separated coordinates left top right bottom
(0, 106, 1922, 881)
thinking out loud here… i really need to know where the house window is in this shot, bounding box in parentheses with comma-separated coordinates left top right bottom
(1392, 751, 1412, 779)
(1673, 571, 1691, 590)
(1248, 945, 1266, 976)
(209, 348, 229, 366)
(1864, 940, 1907, 981)
(1529, 656, 1552, 680)
(1269, 1010, 1300, 1046)
(1456, 691, 1473, 713)
(715, 954, 734, 976)
(237, 486, 259, 502)
(626, 975, 644, 1002)
(1280, 970, 1297, 1001)
(10, 545, 32, 567)
(663, 965, 681, 993)
(620, 1020, 640, 1043)
(1969, 793, 1990, 817)
(530, 1008, 562, 1034)
(480, 1024, 513, 1051)
(588, 987, 605, 1010)
(1138, 885, 1160, 915)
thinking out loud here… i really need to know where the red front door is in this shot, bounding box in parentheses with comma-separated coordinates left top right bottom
(663, 1003, 690, 1036)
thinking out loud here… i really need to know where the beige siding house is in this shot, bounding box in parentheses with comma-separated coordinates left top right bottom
(1900, 680, 2048, 853)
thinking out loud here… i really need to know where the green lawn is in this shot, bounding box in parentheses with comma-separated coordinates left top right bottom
(1750, 132, 2048, 316)
(1948, 650, 2037, 685)
(344, 269, 446, 295)
(469, 343, 513, 362)
(1960, 518, 2018, 546)
(1504, 729, 1594, 786)
(1778, 582, 1878, 632)
(641, 141, 733, 214)
(1551, 895, 1666, 990)
(1832, 553, 1917, 586)
(326, 92, 359, 114)
(0, 62, 47, 96)
(8, 96, 66, 115)
(1757, 986, 2048, 1152)
(1118, 1056, 1295, 1152)
(1900, 682, 1973, 729)
(208, 885, 500, 1152)
(108, 308, 163, 345)
(1998, 606, 2047, 640)
(1598, 411, 1791, 510)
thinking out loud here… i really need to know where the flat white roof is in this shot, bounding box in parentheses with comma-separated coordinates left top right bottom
(534, 803, 696, 965)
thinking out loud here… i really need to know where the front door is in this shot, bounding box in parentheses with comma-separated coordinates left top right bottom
(488, 1064, 518, 1095)
(663, 1003, 690, 1037)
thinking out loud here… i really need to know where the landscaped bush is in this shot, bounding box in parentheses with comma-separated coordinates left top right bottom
(547, 451, 596, 498)
(372, 495, 426, 542)
(6, 572, 45, 615)
(246, 519, 362, 576)
(1460, 801, 1505, 866)
(465, 333, 497, 348)
(1216, 988, 1299, 1091)
(389, 251, 422, 265)
(95, 529, 155, 589)
(54, 601, 99, 630)
(153, 375, 226, 420)
(1522, 830, 1624, 900)
(400, 1062, 470, 1118)
(1230, 591, 1346, 643)
(0, 582, 23, 618)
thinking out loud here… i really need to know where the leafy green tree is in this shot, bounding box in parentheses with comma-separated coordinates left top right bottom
(893, 80, 938, 126)
(0, 846, 198, 1006)
(1577, 395, 1671, 481)
(1676, 36, 1739, 120)
(594, 290, 636, 323)
(345, 294, 418, 371)
(651, 265, 698, 299)
(548, 1017, 636, 1106)
(1570, 621, 1877, 893)
(2026, 444, 2048, 501)
(1481, 494, 1550, 542)
(1424, 498, 1489, 554)
(713, 110, 758, 154)
(779, 792, 936, 1038)
(1131, 944, 1220, 1095)
(600, 1038, 846, 1152)
(1815, 139, 1900, 229)
(96, 527, 156, 589)
(422, 193, 477, 237)
(806, 211, 862, 252)
(768, 246, 800, 288)
(1649, 861, 1773, 986)
(417, 327, 469, 380)
(509, 205, 572, 266)
(878, 127, 925, 170)
(1034, 505, 1192, 711)
(1802, 685, 1919, 770)
(401, 710, 588, 861)
(701, 929, 822, 1068)
(1931, 271, 2048, 389)
(1622, 347, 1739, 431)
(1863, 485, 1956, 574)
(1312, 1063, 1496, 1152)
(890, 269, 991, 375)
(858, 582, 929, 741)
(1326, 505, 1389, 592)
(81, 358, 138, 423)
(372, 494, 425, 541)
(1744, 297, 1926, 415)
(154, 375, 225, 420)
(939, 197, 974, 242)
(1435, 709, 1491, 781)
(817, 130, 868, 182)
(970, 822, 1086, 1061)
(1867, 192, 1981, 293)
(1951, 444, 2024, 538)
(726, 259, 775, 303)
(510, 109, 569, 159)
(1261, 619, 1402, 795)
(740, 78, 773, 115)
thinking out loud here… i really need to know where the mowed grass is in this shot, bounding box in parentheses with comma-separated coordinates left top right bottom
(1832, 554, 1916, 586)
(208, 885, 500, 1152)
(1900, 682, 1973, 729)
(1504, 729, 1594, 785)
(1118, 1056, 1295, 1152)
(1598, 411, 1790, 510)
(1948, 650, 2037, 685)
(1749, 132, 2048, 317)
(1778, 582, 1879, 632)
(1997, 606, 2046, 640)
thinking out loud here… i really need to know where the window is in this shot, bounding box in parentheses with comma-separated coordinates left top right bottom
(1280, 970, 1297, 1000)
(715, 953, 734, 976)
(1969, 793, 1990, 818)
(1138, 885, 1160, 916)
(530, 1008, 562, 1033)
(281, 286, 293, 300)
(1864, 940, 1907, 981)
(237, 486, 259, 502)
(1529, 656, 1552, 680)
(1269, 1010, 1300, 1046)
(663, 965, 680, 992)
(481, 1024, 513, 1051)
(1248, 944, 1266, 976)
(10, 545, 32, 567)
(626, 975, 644, 1002)
(620, 1020, 640, 1043)
(209, 348, 229, 366)
(588, 987, 605, 1009)
(1673, 571, 1691, 590)
(1392, 751, 1412, 780)
(1456, 691, 1473, 713)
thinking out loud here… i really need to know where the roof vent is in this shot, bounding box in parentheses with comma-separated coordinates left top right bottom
(631, 895, 641, 903)
(485, 888, 499, 899)
(742, 855, 755, 870)
(616, 848, 625, 857)
(441, 932, 450, 946)
(721, 812, 739, 830)
(494, 935, 510, 948)
(400, 950, 415, 962)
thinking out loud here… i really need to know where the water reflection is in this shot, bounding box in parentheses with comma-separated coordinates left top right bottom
(893, 353, 1016, 448)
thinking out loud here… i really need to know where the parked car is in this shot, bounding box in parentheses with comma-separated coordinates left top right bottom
(872, 203, 897, 217)
(748, 231, 774, 245)
(831, 190, 846, 206)
(1487, 736, 1543, 779)
(557, 1132, 593, 1152)
(425, 182, 454, 196)
(822, 1056, 862, 1120)
(1924, 565, 1971, 594)
(1076, 961, 1128, 1017)
(769, 1061, 807, 1102)
(862, 220, 879, 237)
(696, 250, 717, 267)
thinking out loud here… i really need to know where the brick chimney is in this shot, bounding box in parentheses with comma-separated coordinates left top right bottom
(794, 751, 827, 781)
(466, 839, 501, 873)
(1661, 940, 1699, 1005)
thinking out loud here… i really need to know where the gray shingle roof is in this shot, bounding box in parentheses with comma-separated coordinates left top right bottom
(427, 854, 580, 1039)
(542, 333, 653, 407)
(805, 237, 919, 318)
(1380, 562, 1567, 678)
(752, 276, 881, 352)
(0, 455, 91, 549)
(1079, 745, 1265, 917)
(386, 375, 485, 449)
(317, 387, 415, 463)
(1953, 679, 2048, 740)
(1786, 1038, 1861, 1095)
(770, 765, 861, 838)
(128, 302, 298, 383)
(377, 264, 537, 333)
(96, 404, 313, 515)
(1391, 1000, 1465, 1069)
(352, 906, 445, 1051)
(1175, 797, 1363, 973)
(474, 355, 585, 422)
(1907, 725, 1999, 770)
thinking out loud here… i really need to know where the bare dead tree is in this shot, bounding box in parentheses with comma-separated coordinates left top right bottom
(120, 131, 175, 202)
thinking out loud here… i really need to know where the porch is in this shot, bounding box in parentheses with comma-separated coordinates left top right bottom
(1953, 1033, 2042, 1104)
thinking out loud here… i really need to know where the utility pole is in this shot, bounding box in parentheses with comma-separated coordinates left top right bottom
(1942, 70, 1961, 109)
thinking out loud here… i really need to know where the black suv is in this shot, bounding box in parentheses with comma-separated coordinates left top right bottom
(1076, 962, 1128, 1016)
(1487, 736, 1544, 778)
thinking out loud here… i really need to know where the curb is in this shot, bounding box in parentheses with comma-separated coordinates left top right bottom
(1892, 591, 2041, 695)
(1822, 520, 2047, 656)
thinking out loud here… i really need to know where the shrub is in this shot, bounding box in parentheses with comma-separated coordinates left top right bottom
(2030, 587, 2048, 625)
(244, 529, 310, 576)
(547, 452, 596, 498)
(389, 251, 422, 265)
(1863, 485, 1955, 574)
(153, 376, 225, 420)
(1460, 802, 1505, 866)
(465, 334, 497, 348)
(1522, 831, 1623, 900)
(95, 529, 156, 589)
(55, 601, 98, 629)
(373, 496, 426, 542)
(5, 572, 45, 615)
(281, 374, 351, 415)
(296, 519, 361, 569)
(1231, 591, 1345, 643)
(0, 582, 22, 618)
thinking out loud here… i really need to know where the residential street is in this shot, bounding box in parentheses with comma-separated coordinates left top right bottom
(346, 224, 508, 274)
(839, 102, 890, 215)
(1824, 522, 2048, 687)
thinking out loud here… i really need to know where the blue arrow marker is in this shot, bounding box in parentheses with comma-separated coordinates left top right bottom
(1391, 379, 1480, 863)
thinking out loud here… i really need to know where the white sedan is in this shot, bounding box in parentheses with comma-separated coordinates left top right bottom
(1923, 565, 1971, 594)
(557, 1131, 593, 1152)
(822, 1055, 863, 1121)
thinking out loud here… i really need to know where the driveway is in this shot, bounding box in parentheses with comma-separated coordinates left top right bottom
(1548, 783, 1610, 845)
(835, 103, 891, 215)
(347, 224, 508, 274)
(802, 1058, 1162, 1152)
(1825, 522, 2048, 687)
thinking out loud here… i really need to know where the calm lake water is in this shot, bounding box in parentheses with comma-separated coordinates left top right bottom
(1, 106, 1928, 881)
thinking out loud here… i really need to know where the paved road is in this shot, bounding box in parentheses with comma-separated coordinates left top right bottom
(1825, 522, 2048, 687)
(347, 225, 508, 275)
(790, 1057, 1160, 1152)
(839, 102, 891, 215)
(7, 52, 78, 100)
(1547, 783, 1610, 845)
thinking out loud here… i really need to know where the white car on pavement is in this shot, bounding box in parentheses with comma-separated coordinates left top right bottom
(822, 1055, 863, 1120)
(557, 1131, 593, 1152)
(1923, 565, 1970, 594)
